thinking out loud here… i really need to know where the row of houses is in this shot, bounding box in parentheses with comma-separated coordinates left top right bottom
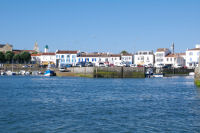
(31, 50, 133, 67)
(1, 43, 200, 68)
(31, 44, 200, 68)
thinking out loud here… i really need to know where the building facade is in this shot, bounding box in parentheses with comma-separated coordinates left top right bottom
(31, 54, 42, 64)
(164, 54, 185, 67)
(40, 53, 56, 65)
(154, 48, 171, 67)
(186, 45, 200, 68)
(121, 54, 133, 64)
(134, 51, 154, 66)
(0, 44, 13, 52)
(77, 53, 121, 66)
(56, 50, 79, 66)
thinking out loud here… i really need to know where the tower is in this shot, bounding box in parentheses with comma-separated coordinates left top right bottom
(171, 42, 174, 54)
(44, 45, 49, 53)
(34, 41, 39, 52)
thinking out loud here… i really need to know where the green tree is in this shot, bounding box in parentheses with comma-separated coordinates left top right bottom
(120, 50, 129, 55)
(32, 51, 38, 54)
(20, 52, 31, 64)
(13, 54, 21, 64)
(0, 52, 5, 63)
(5, 51, 14, 63)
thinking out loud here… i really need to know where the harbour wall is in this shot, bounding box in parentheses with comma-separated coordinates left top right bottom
(61, 67, 146, 78)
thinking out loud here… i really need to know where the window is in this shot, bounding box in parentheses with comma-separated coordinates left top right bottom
(61, 55, 64, 58)
(156, 53, 164, 57)
(189, 52, 193, 56)
(156, 59, 163, 62)
(67, 55, 70, 58)
(167, 58, 169, 61)
(190, 58, 192, 61)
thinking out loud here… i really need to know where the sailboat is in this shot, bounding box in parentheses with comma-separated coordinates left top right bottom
(6, 60, 16, 75)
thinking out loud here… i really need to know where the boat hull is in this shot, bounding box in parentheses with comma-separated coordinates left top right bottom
(44, 70, 55, 76)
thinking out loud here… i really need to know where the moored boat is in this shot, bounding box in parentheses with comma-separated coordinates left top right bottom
(6, 71, 16, 76)
(189, 72, 195, 76)
(44, 69, 55, 76)
(152, 73, 164, 78)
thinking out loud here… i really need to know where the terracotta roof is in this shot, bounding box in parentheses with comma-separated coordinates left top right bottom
(56, 50, 78, 54)
(80, 54, 120, 57)
(187, 48, 200, 51)
(41, 53, 55, 55)
(165, 53, 185, 58)
(121, 54, 133, 56)
(156, 48, 169, 52)
(177, 53, 186, 56)
(31, 54, 41, 56)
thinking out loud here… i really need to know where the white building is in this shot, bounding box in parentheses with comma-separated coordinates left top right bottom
(31, 53, 41, 64)
(31, 53, 56, 65)
(164, 53, 185, 67)
(121, 54, 133, 64)
(134, 51, 154, 66)
(77, 53, 121, 66)
(186, 45, 200, 68)
(155, 48, 171, 67)
(40, 53, 56, 65)
(56, 50, 79, 66)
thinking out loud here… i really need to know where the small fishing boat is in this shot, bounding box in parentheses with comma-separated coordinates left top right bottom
(152, 73, 164, 78)
(189, 72, 195, 76)
(0, 71, 6, 76)
(44, 69, 55, 76)
(6, 71, 16, 76)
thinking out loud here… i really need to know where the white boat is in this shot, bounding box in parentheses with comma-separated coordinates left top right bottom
(189, 72, 195, 76)
(0, 71, 6, 76)
(152, 73, 164, 78)
(6, 71, 16, 76)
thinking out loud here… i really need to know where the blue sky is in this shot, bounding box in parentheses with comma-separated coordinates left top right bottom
(0, 0, 200, 53)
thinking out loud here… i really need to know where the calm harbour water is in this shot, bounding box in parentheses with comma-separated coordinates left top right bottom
(0, 76, 200, 133)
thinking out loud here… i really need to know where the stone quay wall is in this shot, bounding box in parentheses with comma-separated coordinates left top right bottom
(67, 67, 145, 78)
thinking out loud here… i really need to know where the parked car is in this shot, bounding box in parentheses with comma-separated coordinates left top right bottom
(22, 65, 29, 68)
(175, 64, 183, 68)
(99, 62, 105, 67)
(157, 64, 164, 68)
(65, 64, 72, 68)
(109, 64, 114, 67)
(130, 64, 137, 67)
(163, 64, 172, 68)
(85, 62, 93, 67)
(76, 62, 86, 67)
(137, 65, 144, 67)
(59, 67, 66, 72)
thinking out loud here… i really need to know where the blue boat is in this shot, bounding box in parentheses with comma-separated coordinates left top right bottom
(44, 69, 55, 76)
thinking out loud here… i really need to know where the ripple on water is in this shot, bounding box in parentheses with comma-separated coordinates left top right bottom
(0, 76, 200, 133)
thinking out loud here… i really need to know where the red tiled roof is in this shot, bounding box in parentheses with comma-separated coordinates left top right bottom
(56, 50, 78, 54)
(80, 54, 120, 57)
(31, 54, 41, 56)
(41, 52, 55, 55)
(165, 53, 185, 58)
(156, 48, 169, 52)
(187, 48, 200, 51)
